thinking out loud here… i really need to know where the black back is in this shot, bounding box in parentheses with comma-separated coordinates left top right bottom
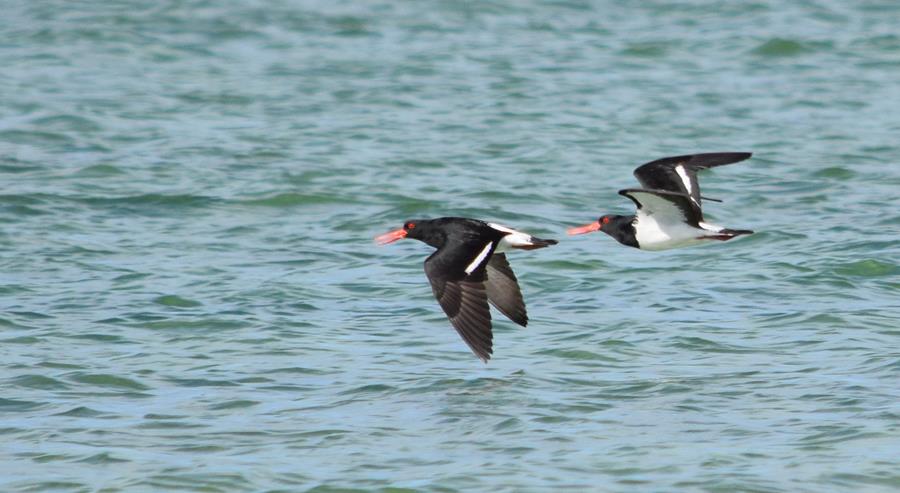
(411, 218, 505, 278)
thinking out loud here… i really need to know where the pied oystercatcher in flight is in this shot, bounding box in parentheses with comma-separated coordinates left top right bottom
(568, 152, 755, 251)
(376, 217, 557, 362)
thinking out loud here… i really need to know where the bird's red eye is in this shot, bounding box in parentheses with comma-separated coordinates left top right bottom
(602, 217, 610, 225)
(406, 222, 416, 230)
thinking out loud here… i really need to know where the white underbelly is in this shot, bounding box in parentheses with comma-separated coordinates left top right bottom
(635, 216, 719, 251)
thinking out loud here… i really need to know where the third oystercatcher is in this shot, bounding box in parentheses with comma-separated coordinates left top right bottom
(376, 217, 557, 362)
(568, 152, 755, 251)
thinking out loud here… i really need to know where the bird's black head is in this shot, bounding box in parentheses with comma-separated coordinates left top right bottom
(568, 214, 617, 236)
(375, 219, 445, 248)
(597, 215, 622, 234)
(403, 219, 448, 248)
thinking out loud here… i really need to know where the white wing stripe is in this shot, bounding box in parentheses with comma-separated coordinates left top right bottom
(675, 164, 693, 196)
(487, 222, 516, 234)
(464, 242, 493, 275)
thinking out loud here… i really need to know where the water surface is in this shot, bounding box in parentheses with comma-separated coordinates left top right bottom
(2, 1, 899, 492)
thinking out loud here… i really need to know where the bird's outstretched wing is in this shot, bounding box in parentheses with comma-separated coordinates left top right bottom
(632, 152, 751, 209)
(424, 239, 498, 362)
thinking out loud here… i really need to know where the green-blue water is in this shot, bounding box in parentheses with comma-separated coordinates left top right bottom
(3, 1, 900, 491)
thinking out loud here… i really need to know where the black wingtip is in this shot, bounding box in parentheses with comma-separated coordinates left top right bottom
(464, 340, 493, 363)
(476, 348, 492, 363)
(466, 336, 494, 363)
(695, 152, 753, 168)
(507, 312, 528, 327)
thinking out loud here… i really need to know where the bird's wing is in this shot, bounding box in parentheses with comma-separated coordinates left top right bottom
(424, 239, 498, 362)
(632, 152, 751, 208)
(619, 188, 702, 227)
(484, 253, 527, 327)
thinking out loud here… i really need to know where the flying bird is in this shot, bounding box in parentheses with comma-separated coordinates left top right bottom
(568, 152, 755, 251)
(376, 217, 557, 362)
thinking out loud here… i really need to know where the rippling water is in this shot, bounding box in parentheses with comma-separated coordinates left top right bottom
(3, 1, 900, 491)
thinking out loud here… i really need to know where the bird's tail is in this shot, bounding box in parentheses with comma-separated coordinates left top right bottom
(720, 228, 754, 236)
(703, 228, 754, 241)
(516, 237, 558, 250)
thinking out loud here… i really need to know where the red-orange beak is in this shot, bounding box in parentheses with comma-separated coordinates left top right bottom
(375, 228, 407, 245)
(567, 221, 601, 235)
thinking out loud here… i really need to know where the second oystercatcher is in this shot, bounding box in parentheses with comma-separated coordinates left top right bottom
(568, 152, 755, 251)
(376, 217, 557, 362)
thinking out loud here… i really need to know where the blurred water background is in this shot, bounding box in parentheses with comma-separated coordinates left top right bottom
(2, 0, 899, 491)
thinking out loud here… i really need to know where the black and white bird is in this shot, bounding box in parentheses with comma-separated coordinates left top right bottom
(568, 152, 755, 251)
(376, 217, 557, 362)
